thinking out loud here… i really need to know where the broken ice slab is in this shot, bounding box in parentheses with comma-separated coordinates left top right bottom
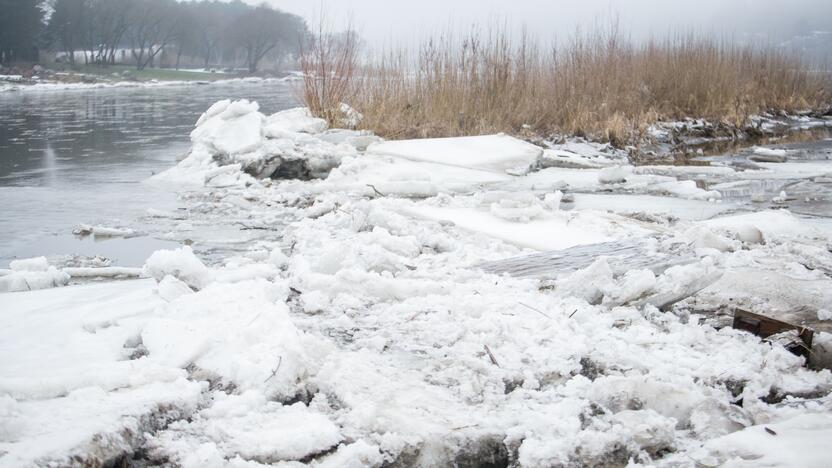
(476, 240, 694, 279)
(367, 134, 543, 173)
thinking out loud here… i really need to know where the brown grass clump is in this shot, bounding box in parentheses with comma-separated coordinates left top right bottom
(302, 25, 832, 144)
(299, 20, 360, 125)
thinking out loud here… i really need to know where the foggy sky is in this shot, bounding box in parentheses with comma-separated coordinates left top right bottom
(256, 0, 832, 46)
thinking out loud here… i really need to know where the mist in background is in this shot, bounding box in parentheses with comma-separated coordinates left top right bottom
(262, 0, 832, 58)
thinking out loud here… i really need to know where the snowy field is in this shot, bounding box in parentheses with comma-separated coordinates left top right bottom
(2, 100, 832, 467)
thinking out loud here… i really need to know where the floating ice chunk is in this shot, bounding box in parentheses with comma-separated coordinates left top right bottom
(598, 165, 632, 184)
(648, 180, 721, 200)
(368, 134, 543, 173)
(819, 309, 832, 321)
(752, 146, 788, 159)
(72, 224, 136, 238)
(9, 256, 49, 272)
(143, 246, 213, 290)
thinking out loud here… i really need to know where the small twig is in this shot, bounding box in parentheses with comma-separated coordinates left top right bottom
(765, 427, 778, 436)
(235, 222, 272, 231)
(483, 345, 500, 367)
(568, 309, 579, 318)
(366, 184, 385, 197)
(518, 302, 551, 319)
(264, 356, 283, 383)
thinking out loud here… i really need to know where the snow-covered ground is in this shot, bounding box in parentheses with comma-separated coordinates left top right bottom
(3, 100, 832, 467)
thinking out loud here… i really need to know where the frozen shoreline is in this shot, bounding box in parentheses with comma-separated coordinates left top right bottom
(2, 100, 832, 467)
(0, 74, 302, 94)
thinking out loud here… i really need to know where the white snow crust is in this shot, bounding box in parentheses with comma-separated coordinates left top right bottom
(4, 100, 832, 467)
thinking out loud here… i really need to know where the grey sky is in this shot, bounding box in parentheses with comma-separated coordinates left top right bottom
(254, 0, 832, 46)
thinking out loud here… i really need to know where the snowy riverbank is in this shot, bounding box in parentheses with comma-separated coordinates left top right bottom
(2, 100, 832, 467)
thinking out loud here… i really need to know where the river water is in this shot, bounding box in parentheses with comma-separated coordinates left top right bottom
(0, 82, 298, 267)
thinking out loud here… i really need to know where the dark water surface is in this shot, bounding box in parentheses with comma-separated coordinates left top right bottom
(0, 82, 298, 266)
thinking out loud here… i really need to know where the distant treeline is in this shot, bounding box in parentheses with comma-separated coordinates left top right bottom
(0, 0, 310, 72)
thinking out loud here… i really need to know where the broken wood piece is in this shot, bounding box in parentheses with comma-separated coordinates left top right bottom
(483, 345, 500, 367)
(732, 309, 814, 359)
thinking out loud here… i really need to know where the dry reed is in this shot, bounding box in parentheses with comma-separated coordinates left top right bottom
(302, 25, 832, 144)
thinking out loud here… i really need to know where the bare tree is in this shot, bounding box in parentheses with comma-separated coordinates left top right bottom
(47, 0, 87, 67)
(128, 0, 179, 70)
(230, 6, 306, 73)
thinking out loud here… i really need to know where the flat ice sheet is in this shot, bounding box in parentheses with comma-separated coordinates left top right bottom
(570, 194, 735, 221)
(367, 134, 543, 173)
(399, 205, 615, 251)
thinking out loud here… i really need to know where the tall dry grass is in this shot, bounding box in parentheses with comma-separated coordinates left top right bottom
(302, 25, 832, 144)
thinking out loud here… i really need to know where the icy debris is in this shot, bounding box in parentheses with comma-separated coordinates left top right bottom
(818, 309, 832, 321)
(63, 266, 143, 278)
(772, 190, 789, 204)
(154, 100, 359, 183)
(9, 256, 49, 272)
(705, 210, 820, 242)
(73, 224, 137, 238)
(486, 192, 546, 222)
(544, 190, 564, 211)
(264, 107, 328, 135)
(698, 413, 832, 468)
(0, 269, 70, 292)
(538, 149, 608, 169)
(598, 165, 632, 184)
(684, 225, 738, 252)
(648, 179, 721, 201)
(368, 134, 543, 173)
(0, 257, 70, 292)
(143, 246, 213, 290)
(751, 146, 789, 163)
(154, 398, 342, 464)
(156, 275, 194, 301)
